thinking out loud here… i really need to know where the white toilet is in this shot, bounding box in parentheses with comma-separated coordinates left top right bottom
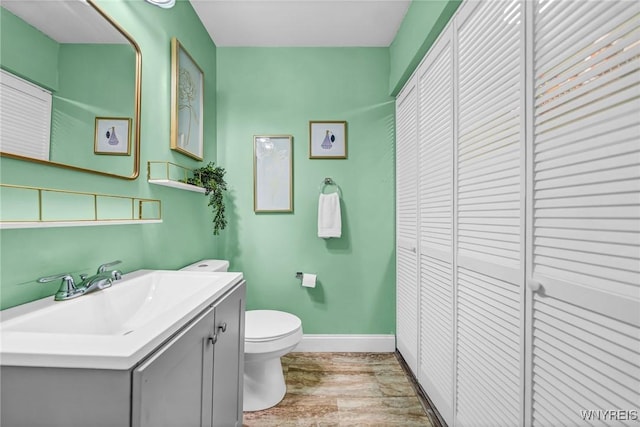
(243, 309, 302, 411)
(181, 260, 303, 412)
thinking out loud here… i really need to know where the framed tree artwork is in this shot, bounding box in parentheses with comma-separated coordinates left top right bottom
(170, 38, 204, 161)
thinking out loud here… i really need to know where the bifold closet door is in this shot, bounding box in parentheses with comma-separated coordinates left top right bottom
(396, 77, 419, 374)
(455, 1, 526, 426)
(527, 2, 640, 425)
(416, 27, 455, 426)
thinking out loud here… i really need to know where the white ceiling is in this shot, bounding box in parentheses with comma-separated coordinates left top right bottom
(1, 0, 127, 44)
(190, 0, 412, 47)
(2, 0, 410, 47)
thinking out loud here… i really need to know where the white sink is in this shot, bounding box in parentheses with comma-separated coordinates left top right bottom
(0, 269, 243, 369)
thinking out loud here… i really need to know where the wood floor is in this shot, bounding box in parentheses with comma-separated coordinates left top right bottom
(242, 352, 436, 426)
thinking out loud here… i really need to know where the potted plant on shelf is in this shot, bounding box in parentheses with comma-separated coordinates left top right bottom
(186, 162, 228, 235)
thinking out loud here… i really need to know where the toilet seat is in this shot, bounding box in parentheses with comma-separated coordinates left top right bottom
(245, 310, 302, 343)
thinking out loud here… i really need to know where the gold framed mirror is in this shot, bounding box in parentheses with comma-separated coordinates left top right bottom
(0, 0, 141, 179)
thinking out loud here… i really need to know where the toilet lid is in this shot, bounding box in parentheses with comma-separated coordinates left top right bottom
(180, 259, 229, 272)
(245, 310, 302, 342)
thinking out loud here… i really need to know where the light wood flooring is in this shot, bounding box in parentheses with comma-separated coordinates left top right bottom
(242, 352, 438, 426)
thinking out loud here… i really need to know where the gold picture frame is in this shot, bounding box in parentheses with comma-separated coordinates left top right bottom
(254, 135, 293, 212)
(309, 120, 347, 159)
(170, 37, 204, 161)
(94, 117, 131, 155)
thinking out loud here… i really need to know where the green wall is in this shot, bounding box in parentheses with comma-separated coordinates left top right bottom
(0, 7, 59, 90)
(0, 0, 219, 309)
(0, 0, 459, 337)
(217, 48, 396, 334)
(389, 0, 461, 95)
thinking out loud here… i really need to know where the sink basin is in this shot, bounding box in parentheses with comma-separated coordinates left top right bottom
(3, 271, 218, 336)
(0, 269, 243, 369)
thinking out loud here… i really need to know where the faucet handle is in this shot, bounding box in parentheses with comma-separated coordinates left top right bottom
(37, 273, 84, 301)
(37, 273, 74, 284)
(97, 260, 122, 273)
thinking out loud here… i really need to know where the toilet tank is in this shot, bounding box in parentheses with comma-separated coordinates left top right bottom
(180, 259, 229, 272)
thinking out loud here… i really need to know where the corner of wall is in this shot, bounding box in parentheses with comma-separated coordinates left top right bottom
(388, 0, 462, 96)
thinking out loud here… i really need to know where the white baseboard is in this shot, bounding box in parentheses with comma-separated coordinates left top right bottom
(293, 334, 396, 353)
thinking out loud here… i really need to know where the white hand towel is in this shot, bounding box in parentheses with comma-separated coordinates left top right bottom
(318, 192, 341, 238)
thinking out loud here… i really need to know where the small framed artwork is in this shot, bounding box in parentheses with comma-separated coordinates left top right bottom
(309, 120, 347, 159)
(94, 117, 131, 155)
(170, 37, 204, 161)
(254, 135, 293, 212)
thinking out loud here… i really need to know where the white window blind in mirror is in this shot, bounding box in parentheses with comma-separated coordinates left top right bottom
(395, 76, 419, 374)
(0, 69, 51, 161)
(528, 1, 640, 425)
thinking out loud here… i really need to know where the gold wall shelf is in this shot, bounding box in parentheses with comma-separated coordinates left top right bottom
(0, 184, 162, 229)
(147, 161, 205, 193)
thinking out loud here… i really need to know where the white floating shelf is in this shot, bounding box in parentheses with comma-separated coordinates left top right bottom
(0, 219, 162, 229)
(148, 179, 205, 194)
(0, 184, 163, 229)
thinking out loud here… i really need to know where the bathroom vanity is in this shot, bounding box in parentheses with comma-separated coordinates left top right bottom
(0, 270, 246, 427)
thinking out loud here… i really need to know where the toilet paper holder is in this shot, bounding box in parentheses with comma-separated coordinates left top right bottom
(295, 272, 316, 280)
(295, 272, 317, 288)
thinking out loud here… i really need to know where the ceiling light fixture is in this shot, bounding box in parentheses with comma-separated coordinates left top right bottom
(145, 0, 175, 9)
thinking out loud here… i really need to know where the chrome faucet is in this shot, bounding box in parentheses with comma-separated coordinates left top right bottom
(37, 260, 123, 301)
(37, 273, 84, 301)
(80, 260, 123, 293)
(97, 260, 123, 276)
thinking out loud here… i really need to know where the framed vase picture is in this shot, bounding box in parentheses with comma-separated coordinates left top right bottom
(254, 135, 293, 212)
(170, 37, 204, 161)
(309, 120, 347, 159)
(94, 117, 131, 155)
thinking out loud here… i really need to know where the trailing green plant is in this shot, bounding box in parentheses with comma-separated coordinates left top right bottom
(186, 162, 228, 235)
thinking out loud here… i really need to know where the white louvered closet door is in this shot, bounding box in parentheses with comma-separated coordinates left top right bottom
(416, 26, 455, 427)
(396, 76, 419, 374)
(455, 1, 526, 426)
(527, 2, 640, 426)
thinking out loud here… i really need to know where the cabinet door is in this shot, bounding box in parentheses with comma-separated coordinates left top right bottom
(396, 76, 419, 373)
(132, 306, 215, 427)
(455, 1, 526, 426)
(416, 25, 455, 426)
(527, 2, 640, 425)
(212, 282, 246, 427)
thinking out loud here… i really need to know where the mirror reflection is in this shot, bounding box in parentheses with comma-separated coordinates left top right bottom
(0, 0, 140, 179)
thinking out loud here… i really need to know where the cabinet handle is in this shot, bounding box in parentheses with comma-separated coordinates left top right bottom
(218, 322, 227, 333)
(208, 334, 217, 345)
(528, 279, 543, 293)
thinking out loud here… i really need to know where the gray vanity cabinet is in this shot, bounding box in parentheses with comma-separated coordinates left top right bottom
(132, 281, 246, 427)
(1, 281, 245, 427)
(132, 306, 215, 427)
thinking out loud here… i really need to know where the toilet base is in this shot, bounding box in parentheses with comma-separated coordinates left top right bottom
(243, 356, 286, 412)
